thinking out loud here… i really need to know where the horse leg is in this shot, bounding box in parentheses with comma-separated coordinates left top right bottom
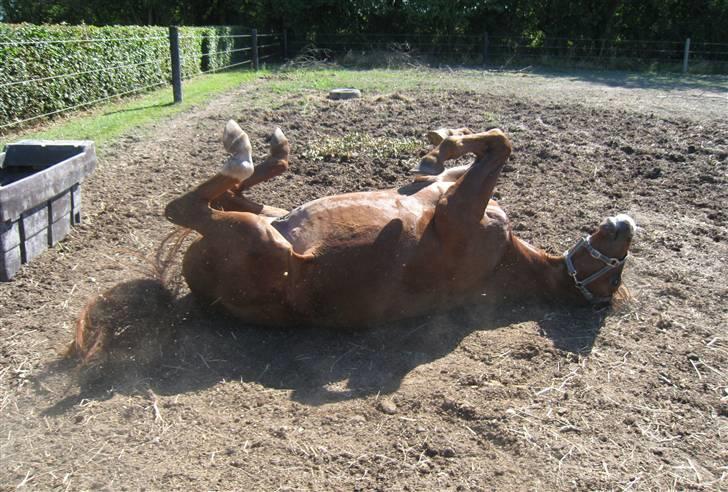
(166, 122, 293, 316)
(166, 121, 276, 232)
(432, 129, 512, 237)
(235, 127, 290, 191)
(210, 123, 291, 219)
(412, 127, 474, 175)
(426, 127, 473, 146)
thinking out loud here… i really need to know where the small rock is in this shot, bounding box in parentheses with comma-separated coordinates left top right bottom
(378, 399, 397, 415)
(350, 414, 367, 423)
(717, 403, 728, 417)
(329, 88, 361, 100)
(686, 352, 699, 361)
(645, 167, 662, 179)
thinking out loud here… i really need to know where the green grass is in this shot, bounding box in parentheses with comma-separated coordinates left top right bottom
(1, 69, 269, 151)
(300, 132, 421, 162)
(268, 68, 436, 94)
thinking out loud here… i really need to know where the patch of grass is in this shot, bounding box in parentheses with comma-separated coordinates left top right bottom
(482, 111, 501, 128)
(2, 69, 268, 151)
(301, 132, 421, 162)
(268, 68, 436, 94)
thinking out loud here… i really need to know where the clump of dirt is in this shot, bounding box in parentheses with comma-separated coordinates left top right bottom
(1, 78, 726, 490)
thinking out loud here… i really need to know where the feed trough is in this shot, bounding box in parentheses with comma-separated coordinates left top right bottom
(0, 140, 96, 281)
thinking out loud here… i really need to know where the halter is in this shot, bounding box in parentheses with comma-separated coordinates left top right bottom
(563, 235, 627, 304)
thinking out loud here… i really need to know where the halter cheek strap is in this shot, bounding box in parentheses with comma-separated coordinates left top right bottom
(564, 235, 627, 304)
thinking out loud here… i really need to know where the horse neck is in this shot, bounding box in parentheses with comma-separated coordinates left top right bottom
(493, 234, 580, 303)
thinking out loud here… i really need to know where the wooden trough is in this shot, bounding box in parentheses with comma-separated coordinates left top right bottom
(0, 141, 96, 281)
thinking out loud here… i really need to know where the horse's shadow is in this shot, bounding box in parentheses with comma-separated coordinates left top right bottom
(40, 278, 608, 415)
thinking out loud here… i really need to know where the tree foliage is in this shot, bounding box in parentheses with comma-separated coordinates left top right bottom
(1, 0, 727, 43)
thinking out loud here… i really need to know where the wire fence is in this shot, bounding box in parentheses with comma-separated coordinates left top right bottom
(290, 32, 728, 72)
(0, 28, 285, 133)
(2, 27, 725, 132)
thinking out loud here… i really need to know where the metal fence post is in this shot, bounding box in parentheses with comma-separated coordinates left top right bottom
(251, 29, 259, 70)
(169, 26, 182, 103)
(482, 32, 489, 67)
(282, 29, 288, 60)
(682, 38, 691, 74)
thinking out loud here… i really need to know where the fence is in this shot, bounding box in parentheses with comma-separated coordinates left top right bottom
(290, 32, 728, 73)
(2, 26, 726, 132)
(0, 26, 285, 133)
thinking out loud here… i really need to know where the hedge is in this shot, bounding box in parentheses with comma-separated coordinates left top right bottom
(0, 24, 254, 129)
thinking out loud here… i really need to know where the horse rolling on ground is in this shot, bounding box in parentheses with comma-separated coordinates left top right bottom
(158, 121, 635, 328)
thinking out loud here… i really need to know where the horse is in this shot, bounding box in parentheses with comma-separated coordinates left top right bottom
(160, 121, 635, 328)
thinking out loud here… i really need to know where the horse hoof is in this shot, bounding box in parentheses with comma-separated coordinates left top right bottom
(222, 155, 255, 181)
(270, 127, 287, 146)
(410, 156, 444, 175)
(426, 129, 450, 145)
(223, 120, 252, 156)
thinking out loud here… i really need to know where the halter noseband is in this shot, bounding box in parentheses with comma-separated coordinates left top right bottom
(563, 235, 627, 304)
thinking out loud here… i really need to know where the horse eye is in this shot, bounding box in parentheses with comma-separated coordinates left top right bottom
(611, 275, 621, 286)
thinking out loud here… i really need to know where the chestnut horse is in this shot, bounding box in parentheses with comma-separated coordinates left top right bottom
(164, 121, 635, 328)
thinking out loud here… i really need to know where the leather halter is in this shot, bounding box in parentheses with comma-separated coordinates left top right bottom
(563, 235, 627, 304)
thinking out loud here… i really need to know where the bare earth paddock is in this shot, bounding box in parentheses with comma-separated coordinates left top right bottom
(1, 68, 727, 490)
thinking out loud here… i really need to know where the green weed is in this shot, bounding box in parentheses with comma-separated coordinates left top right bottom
(301, 132, 421, 162)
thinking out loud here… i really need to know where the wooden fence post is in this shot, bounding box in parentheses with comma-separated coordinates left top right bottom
(282, 29, 288, 60)
(169, 26, 182, 103)
(251, 29, 259, 70)
(682, 38, 691, 74)
(482, 32, 489, 67)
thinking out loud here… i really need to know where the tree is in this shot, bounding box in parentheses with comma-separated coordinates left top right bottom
(1, 0, 726, 44)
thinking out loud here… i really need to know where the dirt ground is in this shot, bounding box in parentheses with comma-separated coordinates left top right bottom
(1, 69, 727, 490)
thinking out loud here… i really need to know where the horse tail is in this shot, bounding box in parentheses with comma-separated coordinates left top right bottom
(69, 228, 195, 364)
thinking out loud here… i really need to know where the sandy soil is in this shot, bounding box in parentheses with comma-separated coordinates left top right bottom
(1, 71, 727, 490)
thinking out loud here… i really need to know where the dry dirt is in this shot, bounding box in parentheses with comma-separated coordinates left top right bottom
(1, 71, 727, 490)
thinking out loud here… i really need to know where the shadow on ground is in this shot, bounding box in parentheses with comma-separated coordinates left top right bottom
(38, 278, 607, 414)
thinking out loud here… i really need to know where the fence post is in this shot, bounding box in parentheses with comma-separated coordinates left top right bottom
(251, 29, 259, 70)
(169, 26, 182, 103)
(482, 32, 489, 67)
(282, 29, 288, 60)
(682, 37, 691, 74)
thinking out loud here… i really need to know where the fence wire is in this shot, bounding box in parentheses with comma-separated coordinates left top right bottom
(0, 80, 167, 130)
(297, 33, 728, 68)
(1, 30, 283, 132)
(0, 35, 168, 46)
(0, 59, 164, 90)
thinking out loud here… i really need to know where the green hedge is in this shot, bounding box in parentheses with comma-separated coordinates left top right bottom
(0, 24, 257, 130)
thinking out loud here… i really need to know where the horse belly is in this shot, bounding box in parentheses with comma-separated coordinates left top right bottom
(287, 226, 423, 326)
(272, 192, 427, 255)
